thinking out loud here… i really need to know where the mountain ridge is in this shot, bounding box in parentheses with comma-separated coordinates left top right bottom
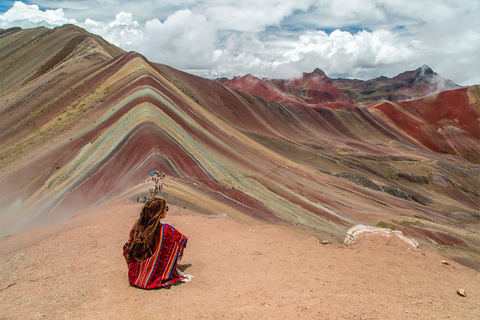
(217, 65, 461, 106)
(1, 26, 479, 269)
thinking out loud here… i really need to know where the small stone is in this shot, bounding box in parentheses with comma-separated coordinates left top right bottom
(441, 260, 450, 265)
(321, 240, 329, 245)
(457, 289, 466, 297)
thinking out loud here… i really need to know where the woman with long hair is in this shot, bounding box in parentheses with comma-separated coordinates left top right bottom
(123, 197, 190, 289)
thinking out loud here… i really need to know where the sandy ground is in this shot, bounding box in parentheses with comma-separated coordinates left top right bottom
(1, 201, 479, 319)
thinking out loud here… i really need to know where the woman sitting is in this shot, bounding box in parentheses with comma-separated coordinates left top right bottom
(123, 197, 191, 289)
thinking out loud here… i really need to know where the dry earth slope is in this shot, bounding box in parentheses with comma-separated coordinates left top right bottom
(1, 202, 479, 319)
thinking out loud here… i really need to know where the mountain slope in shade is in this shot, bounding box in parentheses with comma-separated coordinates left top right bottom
(0, 26, 479, 269)
(333, 65, 461, 104)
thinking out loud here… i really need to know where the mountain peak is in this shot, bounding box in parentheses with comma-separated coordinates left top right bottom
(243, 73, 258, 79)
(311, 68, 327, 77)
(415, 64, 435, 76)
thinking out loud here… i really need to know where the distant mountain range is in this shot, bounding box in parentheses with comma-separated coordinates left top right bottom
(216, 65, 460, 106)
(1, 25, 479, 269)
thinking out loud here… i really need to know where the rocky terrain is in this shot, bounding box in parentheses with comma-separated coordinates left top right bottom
(0, 25, 479, 272)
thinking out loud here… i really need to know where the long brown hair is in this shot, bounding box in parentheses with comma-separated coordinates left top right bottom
(125, 197, 167, 262)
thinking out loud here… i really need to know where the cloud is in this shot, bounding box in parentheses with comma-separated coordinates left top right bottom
(200, 0, 315, 32)
(0, 2, 216, 69)
(82, 12, 143, 49)
(0, 1, 76, 28)
(207, 28, 419, 80)
(418, 29, 480, 87)
(1, 1, 479, 85)
(142, 9, 216, 68)
(290, 29, 416, 67)
(328, 0, 386, 24)
(284, 0, 465, 30)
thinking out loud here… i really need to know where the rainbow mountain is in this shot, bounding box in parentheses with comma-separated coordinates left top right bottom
(1, 24, 479, 268)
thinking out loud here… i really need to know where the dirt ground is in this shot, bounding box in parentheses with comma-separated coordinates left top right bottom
(1, 201, 479, 319)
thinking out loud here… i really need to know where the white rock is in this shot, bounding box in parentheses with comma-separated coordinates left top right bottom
(344, 224, 419, 248)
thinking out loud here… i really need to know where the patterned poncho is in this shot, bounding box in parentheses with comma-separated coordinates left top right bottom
(123, 223, 188, 289)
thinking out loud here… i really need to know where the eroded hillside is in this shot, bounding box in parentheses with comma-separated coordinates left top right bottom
(1, 25, 479, 269)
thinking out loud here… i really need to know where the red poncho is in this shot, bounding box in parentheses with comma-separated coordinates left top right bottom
(123, 223, 188, 289)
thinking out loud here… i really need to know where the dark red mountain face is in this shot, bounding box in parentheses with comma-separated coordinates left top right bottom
(217, 69, 354, 107)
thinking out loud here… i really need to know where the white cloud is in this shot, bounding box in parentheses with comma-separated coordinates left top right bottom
(201, 0, 315, 32)
(209, 28, 418, 80)
(377, 0, 456, 23)
(1, 0, 479, 85)
(142, 9, 216, 68)
(0, 1, 76, 29)
(285, 0, 464, 30)
(82, 12, 143, 49)
(329, 0, 385, 22)
(0, 2, 216, 69)
(416, 29, 480, 87)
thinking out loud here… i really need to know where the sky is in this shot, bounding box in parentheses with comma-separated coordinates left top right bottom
(1, 0, 479, 85)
